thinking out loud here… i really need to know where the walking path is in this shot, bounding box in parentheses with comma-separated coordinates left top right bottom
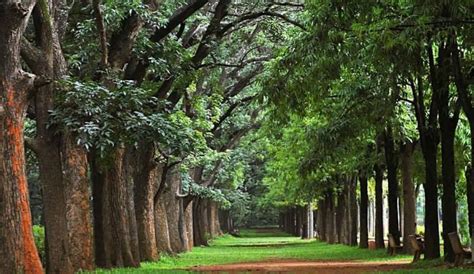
(192, 259, 410, 273)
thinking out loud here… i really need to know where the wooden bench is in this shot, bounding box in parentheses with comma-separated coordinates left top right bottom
(448, 232, 472, 266)
(387, 234, 402, 255)
(408, 234, 424, 262)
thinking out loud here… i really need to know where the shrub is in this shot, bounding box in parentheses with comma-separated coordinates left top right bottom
(33, 225, 45, 263)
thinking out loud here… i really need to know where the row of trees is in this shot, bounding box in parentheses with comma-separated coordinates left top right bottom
(0, 0, 304, 273)
(262, 0, 474, 263)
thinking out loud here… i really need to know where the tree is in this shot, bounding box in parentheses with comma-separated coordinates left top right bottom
(0, 1, 43, 273)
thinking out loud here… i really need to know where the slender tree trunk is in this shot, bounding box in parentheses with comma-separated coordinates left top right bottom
(336, 190, 345, 243)
(295, 206, 302, 237)
(349, 176, 358, 246)
(307, 204, 314, 239)
(384, 126, 401, 245)
(401, 142, 416, 254)
(374, 164, 385, 248)
(318, 198, 327, 241)
(467, 164, 474, 242)
(359, 173, 369, 248)
(0, 2, 43, 273)
(185, 201, 194, 250)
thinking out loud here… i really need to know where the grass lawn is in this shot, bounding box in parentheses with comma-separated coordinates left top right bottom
(89, 229, 473, 273)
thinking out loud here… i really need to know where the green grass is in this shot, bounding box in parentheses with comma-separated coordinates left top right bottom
(88, 229, 474, 273)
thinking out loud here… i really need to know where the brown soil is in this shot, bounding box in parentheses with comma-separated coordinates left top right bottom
(191, 259, 411, 273)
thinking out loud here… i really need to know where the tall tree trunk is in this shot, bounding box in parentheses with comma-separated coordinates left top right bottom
(401, 142, 416, 254)
(164, 168, 189, 253)
(23, 3, 95, 272)
(155, 197, 172, 254)
(326, 191, 335, 244)
(349, 176, 358, 246)
(437, 47, 459, 262)
(91, 148, 140, 268)
(185, 201, 194, 251)
(318, 198, 327, 241)
(467, 163, 474, 261)
(359, 173, 369, 248)
(422, 140, 441, 259)
(374, 164, 385, 248)
(132, 144, 159, 261)
(336, 190, 345, 243)
(295, 206, 302, 237)
(0, 2, 43, 273)
(193, 198, 209, 246)
(384, 126, 401, 245)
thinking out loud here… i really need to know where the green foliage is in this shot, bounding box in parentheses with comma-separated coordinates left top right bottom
(33, 226, 45, 263)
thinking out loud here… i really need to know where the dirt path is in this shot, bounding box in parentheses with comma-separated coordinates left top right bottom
(192, 259, 411, 273)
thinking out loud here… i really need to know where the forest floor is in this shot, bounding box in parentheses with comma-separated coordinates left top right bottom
(91, 228, 474, 273)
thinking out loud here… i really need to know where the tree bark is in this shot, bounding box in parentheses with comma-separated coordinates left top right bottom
(185, 201, 194, 251)
(359, 173, 369, 248)
(401, 142, 416, 254)
(91, 148, 140, 268)
(348, 176, 358, 246)
(384, 126, 401, 245)
(335, 190, 345, 243)
(318, 198, 327, 241)
(437, 43, 459, 262)
(132, 144, 159, 261)
(374, 163, 385, 248)
(155, 197, 172, 254)
(0, 2, 43, 273)
(164, 168, 189, 253)
(326, 191, 335, 244)
(23, 3, 94, 272)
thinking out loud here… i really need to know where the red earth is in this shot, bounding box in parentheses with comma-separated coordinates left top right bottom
(191, 259, 412, 273)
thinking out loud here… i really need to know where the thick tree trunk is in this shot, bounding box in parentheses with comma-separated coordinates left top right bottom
(155, 197, 172, 253)
(384, 126, 401, 245)
(422, 140, 441, 259)
(401, 142, 416, 254)
(164, 169, 189, 253)
(23, 3, 95, 272)
(133, 145, 159, 261)
(326, 192, 336, 244)
(193, 198, 209, 246)
(208, 201, 221, 238)
(374, 164, 385, 248)
(0, 2, 43, 273)
(359, 173, 369, 248)
(91, 148, 139, 268)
